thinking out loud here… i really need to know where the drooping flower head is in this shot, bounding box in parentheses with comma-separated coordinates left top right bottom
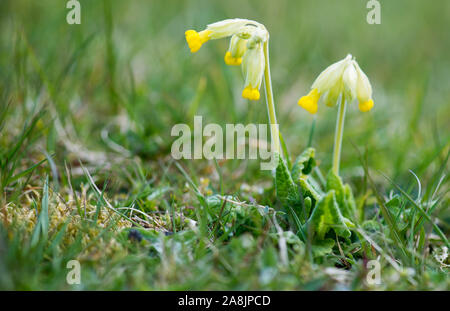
(297, 54, 374, 113)
(185, 19, 269, 101)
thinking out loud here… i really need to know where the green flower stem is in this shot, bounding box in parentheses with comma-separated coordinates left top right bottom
(263, 40, 280, 155)
(332, 97, 347, 174)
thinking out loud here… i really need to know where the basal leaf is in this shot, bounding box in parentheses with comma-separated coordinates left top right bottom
(304, 197, 312, 217)
(289, 148, 324, 218)
(291, 147, 316, 181)
(275, 154, 299, 206)
(308, 190, 352, 240)
(326, 170, 355, 220)
(311, 238, 335, 257)
(298, 177, 323, 204)
(275, 154, 308, 226)
(344, 184, 356, 217)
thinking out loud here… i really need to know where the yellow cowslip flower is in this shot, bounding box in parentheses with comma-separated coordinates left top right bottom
(224, 51, 242, 66)
(241, 41, 264, 100)
(224, 35, 247, 66)
(185, 30, 212, 53)
(297, 88, 319, 114)
(298, 54, 374, 113)
(185, 19, 250, 54)
(185, 19, 268, 101)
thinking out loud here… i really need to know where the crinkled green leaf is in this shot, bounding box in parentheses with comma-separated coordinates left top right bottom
(275, 154, 299, 206)
(275, 154, 309, 225)
(326, 170, 355, 220)
(291, 147, 316, 181)
(276, 150, 325, 225)
(298, 177, 323, 204)
(311, 238, 335, 257)
(308, 190, 352, 239)
(307, 175, 325, 196)
(304, 197, 312, 217)
(344, 184, 356, 216)
(326, 170, 345, 205)
(290, 147, 324, 218)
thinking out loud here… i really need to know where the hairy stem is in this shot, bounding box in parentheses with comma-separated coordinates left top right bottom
(332, 97, 347, 174)
(263, 40, 280, 155)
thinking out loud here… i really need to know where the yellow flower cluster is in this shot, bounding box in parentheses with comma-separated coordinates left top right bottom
(298, 54, 374, 114)
(185, 19, 268, 101)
